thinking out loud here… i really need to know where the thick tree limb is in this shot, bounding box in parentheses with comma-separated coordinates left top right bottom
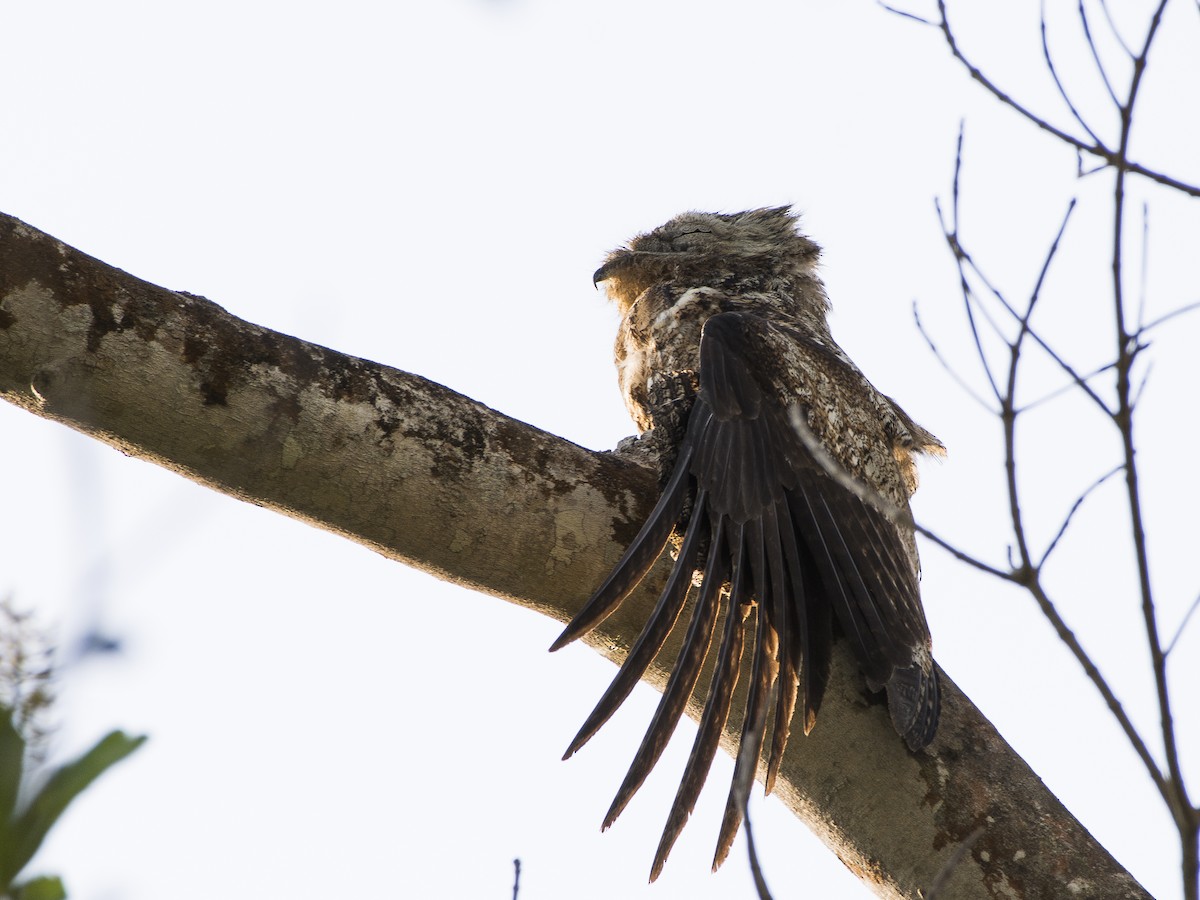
(0, 213, 1149, 899)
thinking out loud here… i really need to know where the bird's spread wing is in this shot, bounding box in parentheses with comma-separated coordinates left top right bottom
(551, 310, 938, 878)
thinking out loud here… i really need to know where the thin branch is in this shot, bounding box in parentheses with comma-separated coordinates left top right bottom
(1023, 576, 1171, 802)
(950, 246, 1011, 316)
(1108, 0, 1192, 843)
(874, 0, 933, 25)
(1042, 2, 1104, 144)
(989, 201, 1074, 613)
(1024, 200, 1078, 331)
(945, 189, 1115, 416)
(937, 132, 1005, 403)
(1036, 465, 1123, 569)
(989, 107, 1174, 810)
(1001, 199, 1097, 414)
(1096, 0, 1136, 57)
(914, 523, 1017, 582)
(1019, 360, 1115, 412)
(960, 286, 1004, 403)
(999, 250, 1036, 651)
(927, 0, 1200, 197)
(1003, 313, 1113, 415)
(893, 1, 1196, 894)
(1130, 360, 1153, 409)
(1165, 592, 1200, 657)
(934, 0, 1088, 155)
(1141, 299, 1200, 334)
(1079, 0, 1123, 108)
(936, 224, 1002, 402)
(912, 300, 996, 412)
(953, 235, 1114, 416)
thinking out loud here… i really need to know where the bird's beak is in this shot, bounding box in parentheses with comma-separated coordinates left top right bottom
(593, 250, 635, 289)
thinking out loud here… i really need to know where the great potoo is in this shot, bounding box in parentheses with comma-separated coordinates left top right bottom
(550, 207, 945, 879)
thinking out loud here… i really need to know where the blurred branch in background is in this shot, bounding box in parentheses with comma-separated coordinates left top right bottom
(886, 1, 1199, 897)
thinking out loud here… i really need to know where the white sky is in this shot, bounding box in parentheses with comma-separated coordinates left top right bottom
(1, 1, 1197, 898)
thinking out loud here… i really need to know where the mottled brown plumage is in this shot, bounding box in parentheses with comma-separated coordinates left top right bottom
(551, 207, 943, 879)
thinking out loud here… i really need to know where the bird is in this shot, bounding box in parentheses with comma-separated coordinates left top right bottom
(549, 206, 944, 880)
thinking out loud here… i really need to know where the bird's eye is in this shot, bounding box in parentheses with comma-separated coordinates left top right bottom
(673, 228, 713, 248)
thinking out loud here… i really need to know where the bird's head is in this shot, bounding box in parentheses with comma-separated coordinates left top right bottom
(593, 206, 822, 313)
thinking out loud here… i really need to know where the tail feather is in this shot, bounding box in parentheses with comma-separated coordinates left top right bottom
(887, 660, 940, 751)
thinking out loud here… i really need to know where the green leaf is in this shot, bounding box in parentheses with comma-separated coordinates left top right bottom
(11, 874, 67, 900)
(0, 706, 25, 825)
(0, 731, 146, 888)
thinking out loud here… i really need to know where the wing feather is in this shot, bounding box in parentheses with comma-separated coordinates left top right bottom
(602, 517, 728, 829)
(713, 596, 778, 872)
(562, 489, 709, 760)
(549, 437, 698, 652)
(759, 500, 798, 795)
(650, 528, 750, 881)
(556, 309, 939, 876)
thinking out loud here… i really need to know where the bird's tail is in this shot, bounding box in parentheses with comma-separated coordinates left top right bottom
(887, 660, 940, 751)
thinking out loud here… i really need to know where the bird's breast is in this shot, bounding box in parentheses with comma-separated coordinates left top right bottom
(615, 286, 725, 432)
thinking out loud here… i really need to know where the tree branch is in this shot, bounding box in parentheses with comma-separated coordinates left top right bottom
(917, 0, 1200, 198)
(0, 213, 1151, 898)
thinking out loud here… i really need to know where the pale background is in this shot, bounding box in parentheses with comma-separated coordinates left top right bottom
(1, 1, 1197, 898)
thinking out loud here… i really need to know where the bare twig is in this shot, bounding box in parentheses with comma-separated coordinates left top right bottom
(938, 138, 1117, 417)
(912, 300, 996, 412)
(1036, 465, 1123, 569)
(1078, 0, 1123, 108)
(874, 0, 933, 25)
(950, 228, 1114, 416)
(1096, 0, 1136, 58)
(914, 0, 1200, 197)
(1023, 576, 1170, 800)
(1022, 200, 1078, 339)
(1042, 3, 1104, 144)
(887, 0, 1198, 895)
(937, 131, 1004, 403)
(1130, 360, 1153, 409)
(1165, 592, 1200, 657)
(1020, 360, 1116, 412)
(915, 525, 1016, 582)
(1001, 311, 1114, 415)
(1105, 5, 1194, 869)
(1141, 299, 1200, 334)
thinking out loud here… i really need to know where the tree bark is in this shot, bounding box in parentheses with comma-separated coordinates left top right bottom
(0, 212, 1149, 899)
